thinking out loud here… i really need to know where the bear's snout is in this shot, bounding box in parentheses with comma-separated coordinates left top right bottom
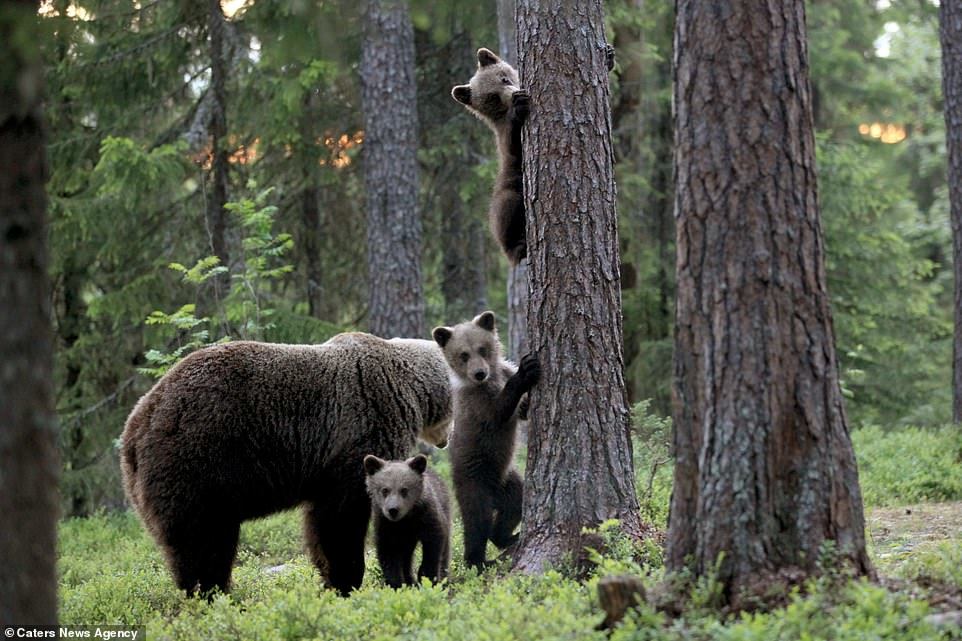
(473, 370, 487, 382)
(387, 507, 400, 520)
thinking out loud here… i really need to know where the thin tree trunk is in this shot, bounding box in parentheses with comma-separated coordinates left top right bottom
(302, 177, 324, 318)
(497, 0, 517, 68)
(0, 0, 59, 623)
(498, 0, 528, 362)
(941, 0, 962, 424)
(361, 0, 424, 339)
(669, 1, 871, 604)
(434, 31, 487, 323)
(440, 163, 487, 322)
(514, 0, 648, 573)
(610, 0, 646, 403)
(207, 0, 230, 297)
(610, 0, 643, 165)
(300, 92, 325, 319)
(506, 261, 527, 361)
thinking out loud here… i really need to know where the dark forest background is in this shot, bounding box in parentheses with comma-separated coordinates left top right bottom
(41, 0, 951, 516)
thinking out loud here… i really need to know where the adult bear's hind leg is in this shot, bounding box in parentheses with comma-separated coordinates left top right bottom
(304, 498, 370, 596)
(160, 519, 239, 597)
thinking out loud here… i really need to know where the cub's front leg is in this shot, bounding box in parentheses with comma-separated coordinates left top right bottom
(509, 89, 530, 127)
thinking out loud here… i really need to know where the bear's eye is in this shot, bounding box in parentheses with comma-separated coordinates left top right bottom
(501, 77, 511, 84)
(460, 352, 469, 363)
(381, 488, 390, 498)
(478, 346, 488, 358)
(400, 488, 408, 498)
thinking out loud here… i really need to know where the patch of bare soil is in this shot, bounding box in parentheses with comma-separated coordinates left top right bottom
(868, 501, 962, 626)
(867, 501, 962, 552)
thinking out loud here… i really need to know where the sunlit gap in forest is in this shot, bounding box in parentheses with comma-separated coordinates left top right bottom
(39, 0, 252, 20)
(191, 132, 362, 170)
(858, 122, 908, 144)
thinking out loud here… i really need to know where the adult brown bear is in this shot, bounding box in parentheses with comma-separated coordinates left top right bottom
(120, 333, 450, 596)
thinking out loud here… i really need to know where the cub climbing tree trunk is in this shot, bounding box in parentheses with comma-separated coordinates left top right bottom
(513, 0, 647, 573)
(940, 0, 962, 424)
(0, 0, 59, 624)
(361, 0, 425, 339)
(669, 0, 871, 603)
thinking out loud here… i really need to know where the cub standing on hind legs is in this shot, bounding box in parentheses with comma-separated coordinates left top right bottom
(433, 311, 541, 570)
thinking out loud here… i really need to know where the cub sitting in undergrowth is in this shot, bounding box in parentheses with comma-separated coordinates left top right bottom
(451, 46, 615, 266)
(364, 454, 451, 588)
(451, 48, 529, 266)
(432, 311, 541, 570)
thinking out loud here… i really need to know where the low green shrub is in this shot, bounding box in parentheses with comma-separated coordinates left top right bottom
(631, 400, 673, 528)
(57, 414, 962, 639)
(853, 425, 962, 507)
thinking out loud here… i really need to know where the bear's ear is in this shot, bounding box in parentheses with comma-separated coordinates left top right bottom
(406, 454, 428, 475)
(477, 48, 500, 67)
(363, 455, 385, 476)
(451, 85, 471, 105)
(474, 311, 496, 332)
(433, 326, 453, 348)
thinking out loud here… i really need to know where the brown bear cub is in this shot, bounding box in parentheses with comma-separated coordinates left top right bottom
(432, 311, 541, 570)
(451, 48, 529, 266)
(364, 454, 451, 588)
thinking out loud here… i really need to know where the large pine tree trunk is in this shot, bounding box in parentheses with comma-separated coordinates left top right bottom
(669, 1, 871, 603)
(361, 0, 424, 339)
(941, 0, 962, 425)
(513, 0, 647, 573)
(0, 0, 59, 623)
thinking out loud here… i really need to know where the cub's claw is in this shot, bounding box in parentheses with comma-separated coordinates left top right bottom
(518, 353, 541, 387)
(606, 44, 615, 72)
(510, 90, 530, 123)
(518, 395, 530, 421)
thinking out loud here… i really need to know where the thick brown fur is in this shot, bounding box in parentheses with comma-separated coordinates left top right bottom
(120, 334, 451, 597)
(432, 311, 540, 570)
(364, 454, 451, 588)
(452, 48, 529, 266)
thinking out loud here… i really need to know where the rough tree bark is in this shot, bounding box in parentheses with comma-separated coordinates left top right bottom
(514, 0, 648, 572)
(941, 0, 962, 424)
(207, 0, 230, 297)
(498, 0, 528, 361)
(669, 1, 871, 603)
(0, 0, 59, 624)
(361, 0, 425, 338)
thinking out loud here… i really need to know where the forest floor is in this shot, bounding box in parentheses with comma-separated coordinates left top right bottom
(869, 500, 962, 566)
(55, 425, 962, 640)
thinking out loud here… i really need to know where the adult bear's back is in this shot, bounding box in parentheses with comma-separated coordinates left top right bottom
(120, 335, 450, 526)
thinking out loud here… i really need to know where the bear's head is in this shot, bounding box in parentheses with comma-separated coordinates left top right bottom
(432, 311, 502, 386)
(364, 454, 428, 522)
(451, 48, 520, 123)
